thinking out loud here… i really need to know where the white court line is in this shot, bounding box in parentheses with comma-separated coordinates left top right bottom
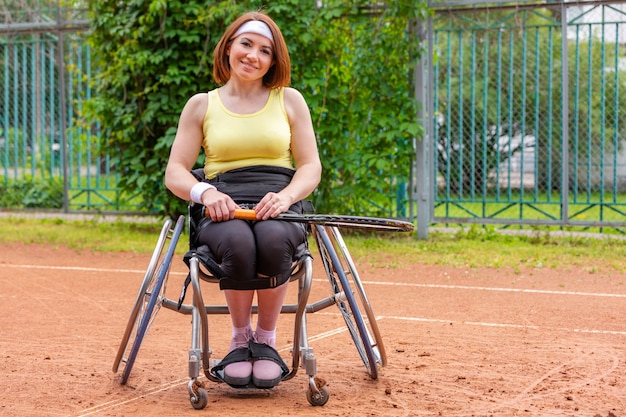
(75, 328, 348, 416)
(354, 280, 626, 299)
(3, 263, 624, 414)
(76, 378, 189, 416)
(2, 263, 626, 299)
(74, 313, 626, 415)
(0, 263, 188, 276)
(381, 314, 626, 336)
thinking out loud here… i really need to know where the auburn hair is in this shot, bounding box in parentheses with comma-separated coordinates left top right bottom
(213, 12, 291, 88)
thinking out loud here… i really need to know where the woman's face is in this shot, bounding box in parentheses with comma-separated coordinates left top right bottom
(227, 32, 274, 82)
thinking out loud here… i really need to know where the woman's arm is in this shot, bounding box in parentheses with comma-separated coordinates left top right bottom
(165, 93, 238, 221)
(164, 93, 207, 200)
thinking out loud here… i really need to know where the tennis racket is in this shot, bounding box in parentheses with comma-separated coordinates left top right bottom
(203, 207, 415, 232)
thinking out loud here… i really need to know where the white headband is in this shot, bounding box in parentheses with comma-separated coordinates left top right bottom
(233, 20, 274, 43)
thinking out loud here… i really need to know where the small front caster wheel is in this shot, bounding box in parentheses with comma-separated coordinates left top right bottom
(190, 387, 208, 410)
(306, 385, 329, 406)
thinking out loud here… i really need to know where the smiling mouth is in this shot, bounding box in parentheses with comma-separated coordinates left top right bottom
(241, 61, 257, 70)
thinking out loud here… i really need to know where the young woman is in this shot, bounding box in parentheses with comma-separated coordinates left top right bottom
(164, 11, 321, 389)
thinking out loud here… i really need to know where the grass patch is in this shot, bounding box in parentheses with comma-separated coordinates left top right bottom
(337, 226, 626, 273)
(1, 216, 625, 273)
(0, 216, 164, 253)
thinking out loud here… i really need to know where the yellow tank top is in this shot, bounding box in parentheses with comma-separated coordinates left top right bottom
(202, 88, 293, 179)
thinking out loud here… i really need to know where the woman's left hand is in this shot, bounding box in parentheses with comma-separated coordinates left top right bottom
(255, 192, 292, 220)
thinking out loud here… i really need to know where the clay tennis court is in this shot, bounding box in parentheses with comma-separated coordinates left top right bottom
(1, 236, 625, 416)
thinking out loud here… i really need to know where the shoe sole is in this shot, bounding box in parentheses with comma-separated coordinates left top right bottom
(252, 375, 281, 389)
(224, 363, 253, 387)
(224, 375, 252, 386)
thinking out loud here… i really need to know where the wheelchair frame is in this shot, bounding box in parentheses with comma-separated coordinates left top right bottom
(112, 214, 387, 409)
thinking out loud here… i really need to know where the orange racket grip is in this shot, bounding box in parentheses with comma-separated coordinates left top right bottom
(234, 208, 259, 221)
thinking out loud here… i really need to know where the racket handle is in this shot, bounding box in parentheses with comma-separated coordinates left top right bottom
(202, 207, 259, 220)
(234, 208, 258, 220)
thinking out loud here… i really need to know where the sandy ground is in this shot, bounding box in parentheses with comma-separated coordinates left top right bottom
(1, 238, 625, 417)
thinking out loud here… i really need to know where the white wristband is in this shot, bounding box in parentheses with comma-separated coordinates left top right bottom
(190, 182, 216, 204)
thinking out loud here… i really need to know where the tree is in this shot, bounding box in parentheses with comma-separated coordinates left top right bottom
(87, 0, 428, 218)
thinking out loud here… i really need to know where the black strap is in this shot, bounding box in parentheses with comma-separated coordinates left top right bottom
(177, 245, 224, 310)
(249, 340, 289, 377)
(177, 243, 311, 309)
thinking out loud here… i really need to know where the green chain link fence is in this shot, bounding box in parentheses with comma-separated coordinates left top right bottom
(426, 0, 626, 231)
(2, 1, 625, 234)
(0, 4, 143, 212)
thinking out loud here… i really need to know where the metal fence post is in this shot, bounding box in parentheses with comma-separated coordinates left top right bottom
(560, 2, 570, 224)
(414, 15, 432, 239)
(56, 2, 69, 213)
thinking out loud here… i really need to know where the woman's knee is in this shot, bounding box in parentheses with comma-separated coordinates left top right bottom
(254, 221, 304, 275)
(197, 220, 256, 279)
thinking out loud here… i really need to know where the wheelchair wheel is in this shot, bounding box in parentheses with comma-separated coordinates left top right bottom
(112, 218, 172, 374)
(313, 225, 381, 379)
(112, 215, 185, 384)
(326, 226, 387, 366)
(190, 383, 208, 410)
(307, 385, 330, 406)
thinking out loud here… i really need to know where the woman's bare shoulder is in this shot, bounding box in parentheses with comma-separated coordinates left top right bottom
(282, 87, 309, 115)
(187, 92, 209, 106)
(182, 92, 210, 120)
(283, 87, 306, 102)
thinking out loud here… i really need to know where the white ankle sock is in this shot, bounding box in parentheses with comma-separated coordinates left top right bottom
(232, 323, 252, 338)
(255, 325, 276, 347)
(230, 323, 252, 350)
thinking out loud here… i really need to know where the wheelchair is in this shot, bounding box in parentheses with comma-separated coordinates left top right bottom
(112, 207, 390, 409)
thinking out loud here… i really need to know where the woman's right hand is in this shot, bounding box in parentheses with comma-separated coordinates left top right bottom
(202, 189, 239, 222)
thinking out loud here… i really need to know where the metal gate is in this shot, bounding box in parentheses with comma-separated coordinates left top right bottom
(415, 0, 626, 237)
(0, 6, 141, 212)
(3, 2, 625, 230)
